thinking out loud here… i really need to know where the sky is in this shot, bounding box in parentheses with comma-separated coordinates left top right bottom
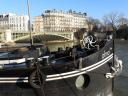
(0, 0, 128, 20)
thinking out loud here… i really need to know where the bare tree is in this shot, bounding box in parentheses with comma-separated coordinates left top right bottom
(86, 17, 95, 31)
(92, 19, 102, 31)
(102, 16, 109, 31)
(86, 17, 102, 32)
(118, 17, 128, 27)
(103, 12, 122, 32)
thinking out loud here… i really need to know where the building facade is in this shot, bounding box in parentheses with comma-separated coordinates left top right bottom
(0, 13, 29, 32)
(33, 16, 43, 32)
(33, 9, 87, 32)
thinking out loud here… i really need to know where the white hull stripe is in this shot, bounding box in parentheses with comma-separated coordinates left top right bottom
(0, 56, 46, 65)
(46, 54, 113, 81)
(47, 54, 113, 78)
(0, 58, 26, 64)
(0, 56, 42, 65)
(0, 80, 28, 83)
(0, 54, 113, 83)
(0, 77, 28, 80)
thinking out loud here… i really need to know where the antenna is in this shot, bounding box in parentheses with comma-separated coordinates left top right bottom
(27, 0, 33, 46)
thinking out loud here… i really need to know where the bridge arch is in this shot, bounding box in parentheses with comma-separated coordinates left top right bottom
(14, 33, 71, 43)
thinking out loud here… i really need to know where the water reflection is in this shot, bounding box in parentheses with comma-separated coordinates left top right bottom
(114, 40, 128, 96)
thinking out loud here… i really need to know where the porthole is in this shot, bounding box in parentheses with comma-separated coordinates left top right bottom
(75, 74, 90, 90)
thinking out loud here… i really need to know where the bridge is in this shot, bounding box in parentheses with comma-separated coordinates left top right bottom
(0, 30, 74, 43)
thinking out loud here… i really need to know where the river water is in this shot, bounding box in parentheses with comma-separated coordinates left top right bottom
(114, 40, 128, 96)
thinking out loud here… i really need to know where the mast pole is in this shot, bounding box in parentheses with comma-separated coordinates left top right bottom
(27, 0, 33, 46)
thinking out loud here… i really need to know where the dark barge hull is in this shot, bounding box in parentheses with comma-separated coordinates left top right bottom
(0, 63, 113, 96)
(0, 41, 114, 96)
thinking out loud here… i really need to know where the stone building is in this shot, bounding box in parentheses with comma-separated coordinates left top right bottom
(0, 13, 29, 32)
(33, 16, 43, 32)
(33, 9, 87, 32)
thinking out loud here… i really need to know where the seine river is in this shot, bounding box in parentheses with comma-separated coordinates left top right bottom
(114, 40, 128, 96)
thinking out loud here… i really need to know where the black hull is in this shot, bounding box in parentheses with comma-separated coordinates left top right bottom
(0, 62, 113, 96)
(0, 40, 114, 96)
